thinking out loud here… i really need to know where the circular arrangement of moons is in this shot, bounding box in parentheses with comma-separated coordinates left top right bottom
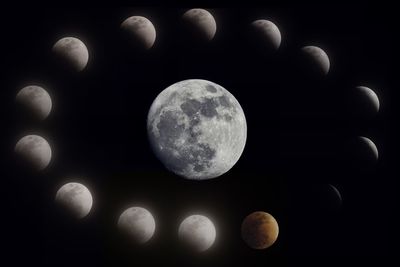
(147, 79, 247, 180)
(251, 19, 282, 50)
(178, 215, 216, 252)
(52, 37, 89, 72)
(358, 136, 379, 161)
(55, 182, 93, 219)
(121, 16, 156, 50)
(241, 211, 279, 250)
(14, 135, 52, 171)
(301, 45, 330, 75)
(118, 207, 156, 244)
(16, 85, 52, 120)
(355, 86, 380, 114)
(182, 8, 217, 41)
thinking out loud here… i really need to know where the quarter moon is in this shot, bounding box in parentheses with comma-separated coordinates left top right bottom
(52, 37, 89, 72)
(301, 45, 330, 75)
(178, 215, 216, 252)
(121, 16, 156, 49)
(117, 207, 156, 244)
(16, 85, 52, 120)
(55, 182, 93, 219)
(251, 19, 282, 50)
(14, 135, 52, 171)
(182, 8, 217, 41)
(147, 79, 247, 180)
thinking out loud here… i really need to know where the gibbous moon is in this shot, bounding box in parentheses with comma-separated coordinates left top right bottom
(121, 16, 156, 50)
(354, 86, 380, 115)
(359, 136, 379, 161)
(147, 79, 247, 180)
(15, 135, 52, 171)
(16, 85, 52, 120)
(55, 182, 93, 219)
(251, 19, 281, 50)
(241, 211, 279, 250)
(178, 215, 216, 252)
(118, 207, 156, 244)
(182, 8, 217, 41)
(52, 37, 89, 72)
(301, 45, 330, 75)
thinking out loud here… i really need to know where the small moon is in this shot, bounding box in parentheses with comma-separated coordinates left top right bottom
(251, 19, 281, 50)
(354, 86, 380, 115)
(52, 37, 89, 72)
(178, 215, 216, 252)
(182, 8, 217, 41)
(121, 16, 156, 50)
(14, 135, 52, 171)
(118, 207, 156, 244)
(16, 85, 52, 120)
(359, 136, 379, 161)
(55, 182, 93, 219)
(147, 79, 247, 180)
(241, 211, 279, 250)
(301, 45, 330, 75)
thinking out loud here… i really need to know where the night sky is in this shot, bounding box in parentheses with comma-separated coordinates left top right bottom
(1, 4, 397, 267)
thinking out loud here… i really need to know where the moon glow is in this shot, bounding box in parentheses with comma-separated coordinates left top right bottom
(178, 215, 216, 252)
(15, 135, 52, 171)
(118, 207, 156, 244)
(147, 79, 247, 180)
(55, 182, 93, 219)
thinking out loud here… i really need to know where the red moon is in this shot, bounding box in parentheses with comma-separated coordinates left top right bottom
(241, 211, 279, 249)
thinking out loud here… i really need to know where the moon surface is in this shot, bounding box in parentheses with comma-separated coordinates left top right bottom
(178, 215, 216, 252)
(52, 37, 89, 72)
(121, 16, 156, 50)
(359, 136, 379, 161)
(15, 135, 52, 171)
(16, 85, 52, 120)
(301, 45, 330, 75)
(147, 79, 247, 180)
(354, 86, 380, 115)
(241, 211, 279, 250)
(251, 19, 281, 50)
(55, 182, 93, 219)
(118, 207, 156, 244)
(182, 8, 217, 41)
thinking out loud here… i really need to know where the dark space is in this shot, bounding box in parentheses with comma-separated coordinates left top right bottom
(0, 4, 397, 267)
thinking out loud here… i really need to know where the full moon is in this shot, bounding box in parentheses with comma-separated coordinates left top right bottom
(121, 16, 156, 50)
(15, 135, 52, 171)
(52, 37, 89, 72)
(16, 85, 52, 120)
(55, 182, 93, 219)
(147, 79, 247, 180)
(118, 207, 156, 244)
(241, 211, 279, 250)
(178, 215, 216, 252)
(301, 45, 330, 75)
(251, 19, 281, 50)
(182, 8, 217, 41)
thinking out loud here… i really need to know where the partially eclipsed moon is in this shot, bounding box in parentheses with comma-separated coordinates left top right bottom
(182, 8, 217, 41)
(178, 215, 216, 252)
(16, 85, 52, 120)
(118, 207, 156, 244)
(55, 182, 93, 219)
(359, 136, 379, 161)
(251, 19, 281, 50)
(52, 37, 89, 71)
(301, 45, 330, 75)
(147, 79, 247, 180)
(121, 16, 156, 49)
(355, 86, 380, 114)
(15, 135, 52, 171)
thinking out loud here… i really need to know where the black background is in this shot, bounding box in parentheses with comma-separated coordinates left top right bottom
(1, 3, 397, 267)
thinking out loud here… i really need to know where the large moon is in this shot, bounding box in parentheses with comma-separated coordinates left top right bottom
(14, 135, 52, 171)
(147, 79, 247, 180)
(182, 8, 217, 41)
(16, 85, 52, 120)
(251, 19, 281, 50)
(121, 16, 156, 50)
(241, 211, 279, 250)
(117, 207, 156, 244)
(301, 45, 330, 75)
(178, 215, 216, 252)
(52, 37, 89, 72)
(55, 182, 93, 219)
